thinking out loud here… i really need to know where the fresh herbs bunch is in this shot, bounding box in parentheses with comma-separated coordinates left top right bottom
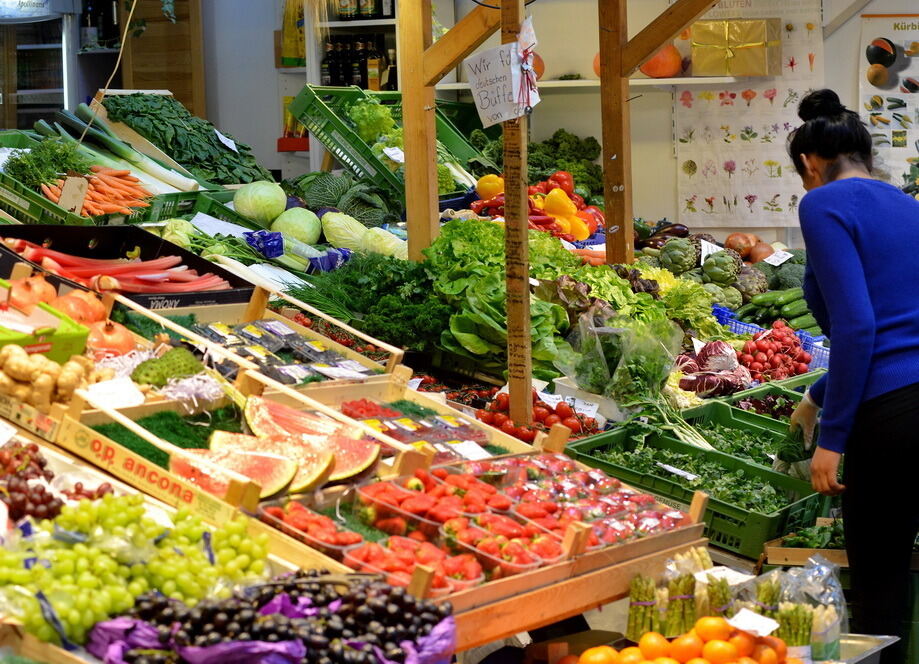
(3, 140, 91, 190)
(782, 519, 845, 549)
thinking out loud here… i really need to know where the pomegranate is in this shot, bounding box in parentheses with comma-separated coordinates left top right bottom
(593, 52, 601, 77)
(67, 290, 106, 323)
(27, 274, 57, 303)
(86, 321, 135, 360)
(50, 295, 92, 325)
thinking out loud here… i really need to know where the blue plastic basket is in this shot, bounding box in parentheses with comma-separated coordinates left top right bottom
(727, 319, 766, 336)
(712, 304, 738, 325)
(808, 343, 830, 370)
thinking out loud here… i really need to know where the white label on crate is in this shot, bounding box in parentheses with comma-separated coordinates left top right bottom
(728, 608, 780, 637)
(215, 129, 239, 153)
(538, 393, 563, 408)
(335, 359, 371, 373)
(656, 462, 699, 482)
(189, 212, 249, 239)
(85, 377, 146, 410)
(382, 147, 405, 163)
(407, 378, 423, 390)
(763, 250, 793, 266)
(0, 185, 29, 211)
(450, 440, 493, 460)
(310, 365, 367, 381)
(0, 420, 15, 446)
(699, 239, 721, 264)
(571, 398, 599, 419)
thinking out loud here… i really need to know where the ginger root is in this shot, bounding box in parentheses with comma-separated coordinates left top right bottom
(27, 373, 54, 413)
(10, 382, 31, 402)
(55, 360, 86, 400)
(87, 367, 116, 384)
(1, 345, 35, 382)
(0, 370, 15, 396)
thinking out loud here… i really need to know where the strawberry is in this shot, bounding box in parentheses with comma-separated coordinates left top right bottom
(374, 516, 408, 536)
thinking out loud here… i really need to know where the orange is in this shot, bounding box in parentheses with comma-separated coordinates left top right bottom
(639, 632, 671, 660)
(685, 659, 710, 664)
(752, 645, 778, 664)
(578, 646, 620, 664)
(760, 636, 787, 662)
(654, 659, 680, 664)
(558, 656, 580, 664)
(702, 639, 739, 664)
(670, 633, 704, 663)
(786, 658, 805, 664)
(695, 617, 732, 642)
(738, 658, 759, 664)
(618, 647, 645, 664)
(729, 631, 756, 657)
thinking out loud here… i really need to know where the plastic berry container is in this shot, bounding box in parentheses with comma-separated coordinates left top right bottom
(257, 494, 363, 561)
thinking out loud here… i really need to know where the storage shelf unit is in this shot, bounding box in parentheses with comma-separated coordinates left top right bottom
(318, 18, 396, 28)
(435, 76, 742, 91)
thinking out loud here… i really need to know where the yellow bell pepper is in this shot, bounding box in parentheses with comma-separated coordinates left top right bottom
(567, 215, 590, 241)
(554, 216, 572, 234)
(543, 188, 589, 240)
(529, 195, 545, 210)
(475, 174, 504, 200)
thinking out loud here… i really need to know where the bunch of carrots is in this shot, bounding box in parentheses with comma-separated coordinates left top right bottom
(571, 248, 607, 266)
(39, 166, 152, 218)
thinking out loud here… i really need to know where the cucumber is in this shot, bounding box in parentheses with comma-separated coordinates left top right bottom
(774, 287, 805, 306)
(802, 325, 824, 336)
(750, 291, 782, 306)
(789, 314, 817, 330)
(780, 299, 810, 318)
(642, 247, 661, 257)
(735, 303, 758, 318)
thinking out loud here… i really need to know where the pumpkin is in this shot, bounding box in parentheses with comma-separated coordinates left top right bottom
(749, 241, 776, 263)
(724, 232, 759, 258)
(640, 44, 682, 78)
(593, 52, 601, 78)
(532, 52, 545, 80)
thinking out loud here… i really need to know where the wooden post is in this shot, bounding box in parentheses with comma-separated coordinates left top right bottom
(599, 0, 634, 265)
(400, 0, 439, 260)
(501, 0, 532, 426)
(689, 491, 710, 524)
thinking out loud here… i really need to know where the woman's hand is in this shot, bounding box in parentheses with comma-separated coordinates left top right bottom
(811, 447, 845, 496)
(789, 397, 819, 447)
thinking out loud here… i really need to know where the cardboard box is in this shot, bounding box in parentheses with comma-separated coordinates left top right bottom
(691, 19, 783, 77)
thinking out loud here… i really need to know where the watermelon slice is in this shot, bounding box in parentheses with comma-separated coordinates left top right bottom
(245, 396, 380, 482)
(209, 430, 334, 493)
(169, 448, 298, 499)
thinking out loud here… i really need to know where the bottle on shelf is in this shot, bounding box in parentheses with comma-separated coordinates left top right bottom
(351, 40, 367, 88)
(337, 0, 357, 21)
(80, 0, 99, 48)
(358, 0, 378, 20)
(366, 35, 383, 91)
(320, 39, 335, 86)
(107, 1, 121, 43)
(383, 48, 397, 90)
(337, 39, 352, 86)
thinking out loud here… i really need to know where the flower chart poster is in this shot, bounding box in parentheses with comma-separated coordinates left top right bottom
(859, 15, 919, 193)
(673, 0, 824, 227)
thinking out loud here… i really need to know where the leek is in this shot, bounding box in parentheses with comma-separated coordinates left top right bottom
(59, 106, 198, 192)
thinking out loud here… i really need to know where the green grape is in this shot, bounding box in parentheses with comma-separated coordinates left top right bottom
(249, 559, 266, 576)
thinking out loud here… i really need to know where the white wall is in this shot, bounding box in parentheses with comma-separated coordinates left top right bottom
(201, 0, 284, 172)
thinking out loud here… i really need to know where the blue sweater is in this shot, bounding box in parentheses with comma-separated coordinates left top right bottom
(799, 177, 919, 453)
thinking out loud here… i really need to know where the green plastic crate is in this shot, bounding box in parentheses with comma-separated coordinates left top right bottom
(685, 399, 793, 439)
(191, 192, 262, 230)
(0, 131, 199, 226)
(772, 368, 827, 393)
(434, 98, 501, 140)
(569, 428, 824, 558)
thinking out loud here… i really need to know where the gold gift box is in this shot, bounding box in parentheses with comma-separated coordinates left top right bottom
(690, 19, 783, 77)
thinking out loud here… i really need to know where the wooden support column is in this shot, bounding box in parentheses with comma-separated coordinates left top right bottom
(423, 6, 501, 87)
(400, 0, 439, 260)
(600, 0, 633, 265)
(501, 0, 531, 426)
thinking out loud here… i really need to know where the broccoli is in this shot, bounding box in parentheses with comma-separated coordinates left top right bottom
(752, 261, 777, 282)
(469, 129, 491, 151)
(786, 248, 807, 265)
(554, 158, 604, 196)
(772, 262, 806, 290)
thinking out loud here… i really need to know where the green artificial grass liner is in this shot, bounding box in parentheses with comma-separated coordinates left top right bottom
(91, 406, 245, 469)
(110, 306, 198, 343)
(386, 399, 439, 419)
(483, 443, 512, 456)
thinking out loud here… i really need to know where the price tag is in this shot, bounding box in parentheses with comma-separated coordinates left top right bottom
(0, 420, 15, 446)
(728, 608, 780, 637)
(571, 397, 599, 418)
(58, 176, 89, 215)
(656, 462, 699, 482)
(763, 250, 793, 266)
(450, 440, 493, 460)
(311, 365, 367, 381)
(691, 337, 706, 354)
(382, 147, 405, 163)
(537, 392, 563, 408)
(85, 377, 146, 410)
(215, 129, 239, 153)
(699, 239, 721, 264)
(407, 378, 423, 390)
(335, 359, 371, 373)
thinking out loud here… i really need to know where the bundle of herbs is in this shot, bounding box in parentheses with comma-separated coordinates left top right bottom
(735, 392, 798, 421)
(2, 139, 91, 191)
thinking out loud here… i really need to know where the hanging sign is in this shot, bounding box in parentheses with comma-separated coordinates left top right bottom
(0, 0, 57, 21)
(462, 17, 541, 128)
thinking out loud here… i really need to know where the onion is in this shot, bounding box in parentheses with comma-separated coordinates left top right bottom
(724, 233, 758, 259)
(67, 290, 107, 323)
(749, 241, 776, 263)
(87, 321, 136, 360)
(50, 295, 92, 325)
(7, 279, 41, 313)
(27, 274, 57, 303)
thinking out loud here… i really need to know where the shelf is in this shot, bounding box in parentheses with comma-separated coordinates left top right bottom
(435, 76, 742, 91)
(318, 18, 396, 28)
(77, 47, 121, 55)
(17, 44, 62, 51)
(16, 88, 64, 96)
(277, 67, 307, 74)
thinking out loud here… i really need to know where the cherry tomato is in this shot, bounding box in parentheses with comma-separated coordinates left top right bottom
(582, 417, 598, 431)
(492, 413, 509, 427)
(476, 409, 494, 425)
(555, 402, 574, 419)
(500, 420, 518, 435)
(561, 417, 582, 433)
(515, 426, 536, 443)
(495, 393, 510, 411)
(544, 414, 561, 427)
(420, 375, 436, 385)
(531, 388, 540, 403)
(533, 406, 550, 423)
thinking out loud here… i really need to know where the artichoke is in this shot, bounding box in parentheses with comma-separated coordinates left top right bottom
(733, 266, 769, 303)
(682, 267, 704, 284)
(688, 233, 720, 264)
(702, 249, 742, 285)
(635, 254, 661, 269)
(703, 283, 743, 310)
(659, 237, 697, 275)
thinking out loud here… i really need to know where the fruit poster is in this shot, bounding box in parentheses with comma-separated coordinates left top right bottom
(859, 15, 919, 193)
(673, 0, 824, 228)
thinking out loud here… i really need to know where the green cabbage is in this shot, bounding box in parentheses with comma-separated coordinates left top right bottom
(271, 207, 321, 244)
(361, 227, 407, 259)
(321, 211, 367, 251)
(233, 181, 286, 226)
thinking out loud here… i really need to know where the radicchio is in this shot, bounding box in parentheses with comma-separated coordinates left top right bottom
(674, 354, 699, 374)
(695, 341, 739, 372)
(679, 365, 752, 397)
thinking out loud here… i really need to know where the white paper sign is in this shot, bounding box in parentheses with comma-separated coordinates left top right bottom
(382, 147, 405, 163)
(728, 608, 780, 638)
(656, 462, 699, 482)
(699, 239, 721, 264)
(694, 565, 756, 587)
(189, 212, 250, 239)
(215, 129, 239, 153)
(311, 365, 368, 381)
(85, 377, 146, 410)
(763, 250, 793, 266)
(450, 440, 493, 460)
(407, 377, 423, 390)
(690, 337, 706, 354)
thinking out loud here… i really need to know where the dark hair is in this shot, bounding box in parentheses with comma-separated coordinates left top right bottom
(787, 89, 873, 178)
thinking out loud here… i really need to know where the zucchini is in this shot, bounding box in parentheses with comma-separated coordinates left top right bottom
(750, 291, 782, 306)
(780, 299, 810, 318)
(774, 288, 805, 306)
(789, 314, 817, 330)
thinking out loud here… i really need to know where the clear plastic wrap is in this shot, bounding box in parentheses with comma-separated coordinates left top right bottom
(786, 555, 848, 661)
(552, 302, 623, 395)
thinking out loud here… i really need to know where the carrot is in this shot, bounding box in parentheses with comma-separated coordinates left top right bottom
(40, 183, 54, 199)
(97, 168, 132, 177)
(128, 201, 150, 208)
(98, 203, 133, 214)
(121, 175, 140, 183)
(584, 257, 606, 266)
(83, 202, 103, 216)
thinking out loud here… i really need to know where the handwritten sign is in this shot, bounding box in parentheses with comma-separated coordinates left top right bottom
(463, 40, 541, 128)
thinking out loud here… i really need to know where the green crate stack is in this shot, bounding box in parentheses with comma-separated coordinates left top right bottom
(0, 130, 199, 226)
(569, 427, 824, 558)
(685, 399, 793, 440)
(192, 191, 263, 230)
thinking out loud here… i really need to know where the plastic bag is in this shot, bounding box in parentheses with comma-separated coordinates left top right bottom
(280, 0, 305, 67)
(786, 555, 847, 661)
(552, 302, 623, 395)
(607, 316, 683, 407)
(361, 226, 408, 259)
(733, 569, 784, 619)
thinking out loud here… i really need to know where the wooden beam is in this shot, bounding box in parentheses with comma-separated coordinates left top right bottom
(822, 0, 872, 39)
(423, 5, 501, 87)
(501, 0, 532, 426)
(600, 0, 634, 264)
(400, 0, 440, 260)
(621, 0, 719, 77)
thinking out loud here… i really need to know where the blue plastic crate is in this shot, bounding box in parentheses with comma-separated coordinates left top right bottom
(795, 328, 827, 351)
(727, 318, 766, 336)
(712, 304, 739, 325)
(809, 343, 830, 370)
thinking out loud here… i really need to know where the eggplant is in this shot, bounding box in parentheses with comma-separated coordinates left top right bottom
(652, 223, 689, 238)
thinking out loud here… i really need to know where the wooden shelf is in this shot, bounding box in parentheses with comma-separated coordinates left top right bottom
(318, 18, 396, 28)
(17, 43, 62, 51)
(436, 76, 742, 92)
(277, 67, 307, 74)
(77, 47, 121, 55)
(16, 88, 64, 96)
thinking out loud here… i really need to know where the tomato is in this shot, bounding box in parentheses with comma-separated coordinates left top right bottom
(515, 426, 537, 443)
(561, 417, 582, 433)
(476, 409, 494, 424)
(533, 406, 550, 423)
(555, 402, 574, 419)
(544, 414, 561, 427)
(419, 375, 436, 385)
(582, 417, 598, 431)
(492, 413, 509, 427)
(532, 388, 540, 403)
(500, 420, 518, 435)
(494, 393, 510, 411)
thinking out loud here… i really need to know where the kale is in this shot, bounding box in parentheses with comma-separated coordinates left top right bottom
(359, 294, 453, 352)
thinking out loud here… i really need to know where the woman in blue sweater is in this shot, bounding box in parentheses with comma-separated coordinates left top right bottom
(788, 89, 919, 663)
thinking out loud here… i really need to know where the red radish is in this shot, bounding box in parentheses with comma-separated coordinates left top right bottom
(86, 321, 135, 359)
(50, 295, 92, 324)
(67, 290, 106, 323)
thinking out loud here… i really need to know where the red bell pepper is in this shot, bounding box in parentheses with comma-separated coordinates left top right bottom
(569, 193, 586, 210)
(577, 210, 598, 235)
(547, 171, 574, 196)
(583, 205, 605, 228)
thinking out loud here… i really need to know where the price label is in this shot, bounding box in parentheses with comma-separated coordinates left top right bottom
(728, 608, 780, 637)
(656, 462, 699, 482)
(336, 359, 371, 373)
(450, 440, 493, 460)
(382, 147, 405, 163)
(763, 250, 793, 266)
(690, 337, 706, 354)
(215, 129, 239, 153)
(85, 377, 146, 410)
(407, 378, 423, 390)
(699, 239, 721, 264)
